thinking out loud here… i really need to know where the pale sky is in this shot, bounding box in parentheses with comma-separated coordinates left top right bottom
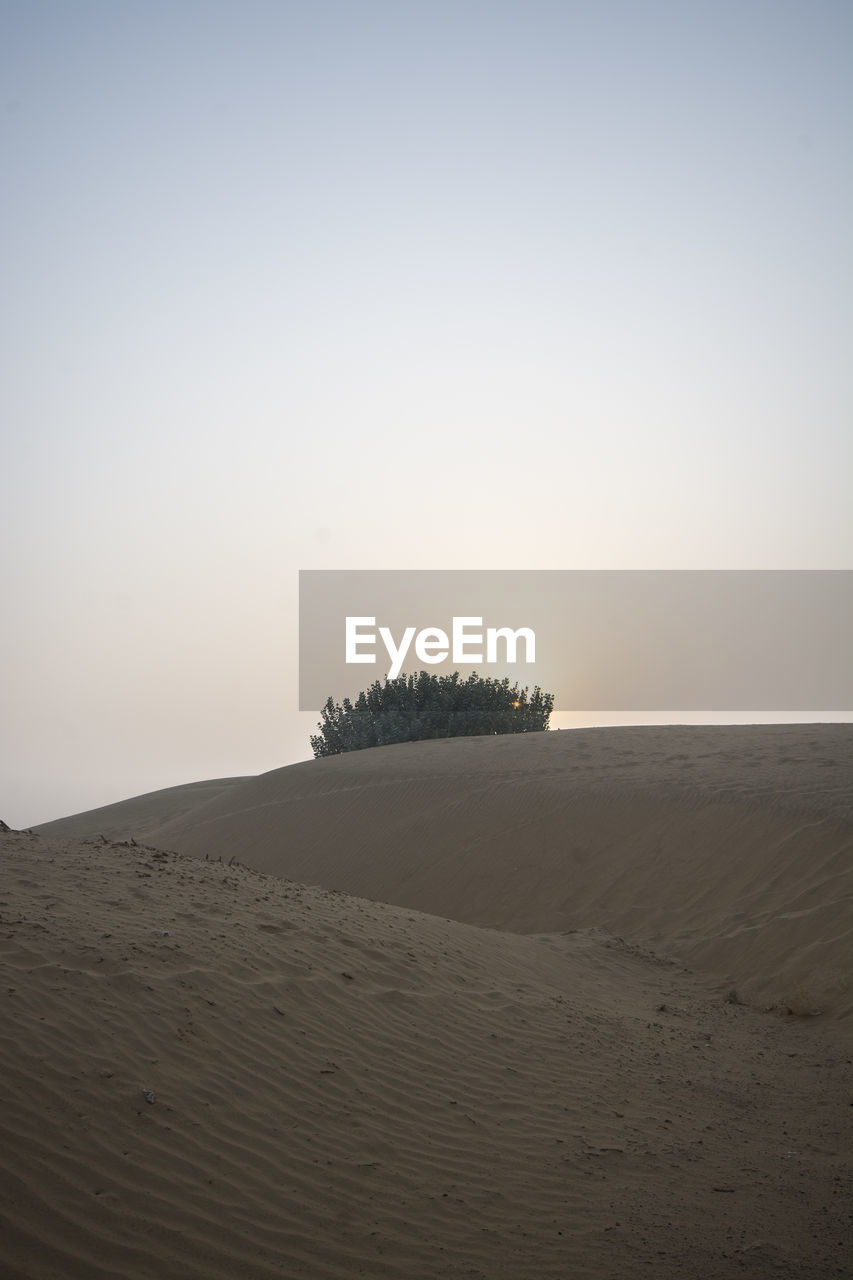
(2, 0, 851, 826)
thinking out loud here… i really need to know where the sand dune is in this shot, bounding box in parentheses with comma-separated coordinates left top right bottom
(123, 725, 853, 1019)
(11, 724, 851, 1277)
(33, 777, 249, 844)
(1, 827, 850, 1280)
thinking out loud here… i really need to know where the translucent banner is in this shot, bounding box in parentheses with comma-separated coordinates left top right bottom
(298, 570, 853, 712)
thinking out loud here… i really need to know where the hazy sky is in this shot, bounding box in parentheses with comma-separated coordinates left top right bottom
(2, 0, 851, 826)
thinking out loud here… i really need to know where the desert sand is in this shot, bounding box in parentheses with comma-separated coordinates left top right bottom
(31, 777, 250, 844)
(3, 724, 851, 1278)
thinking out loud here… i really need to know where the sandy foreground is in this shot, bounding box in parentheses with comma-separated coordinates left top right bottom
(3, 725, 851, 1278)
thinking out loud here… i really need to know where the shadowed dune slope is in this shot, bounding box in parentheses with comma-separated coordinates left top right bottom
(140, 726, 853, 1018)
(1, 830, 850, 1280)
(34, 778, 250, 843)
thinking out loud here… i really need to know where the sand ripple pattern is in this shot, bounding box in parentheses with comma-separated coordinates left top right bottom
(1, 830, 850, 1280)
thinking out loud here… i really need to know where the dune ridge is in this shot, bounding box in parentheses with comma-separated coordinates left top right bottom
(132, 725, 852, 1019)
(33, 778, 250, 844)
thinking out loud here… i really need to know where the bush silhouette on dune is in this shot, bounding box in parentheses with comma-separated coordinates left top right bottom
(311, 670, 554, 758)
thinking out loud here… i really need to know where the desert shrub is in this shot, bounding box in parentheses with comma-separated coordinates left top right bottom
(310, 671, 554, 758)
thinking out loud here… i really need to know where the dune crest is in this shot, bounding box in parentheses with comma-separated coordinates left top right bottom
(35, 777, 250, 843)
(132, 725, 852, 1019)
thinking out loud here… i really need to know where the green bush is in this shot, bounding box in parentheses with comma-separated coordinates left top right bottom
(310, 670, 554, 758)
